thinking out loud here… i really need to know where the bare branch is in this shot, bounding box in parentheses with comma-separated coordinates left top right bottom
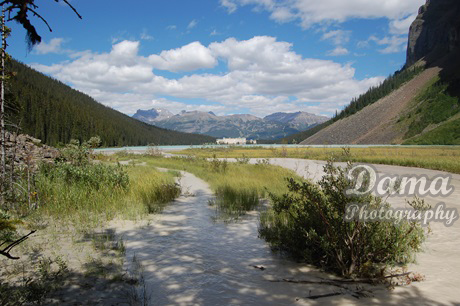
(59, 0, 82, 19)
(0, 230, 36, 260)
(28, 8, 52, 32)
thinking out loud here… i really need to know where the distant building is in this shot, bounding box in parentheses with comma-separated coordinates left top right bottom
(216, 138, 257, 145)
(216, 137, 247, 145)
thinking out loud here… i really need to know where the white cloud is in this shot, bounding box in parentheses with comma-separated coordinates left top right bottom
(369, 35, 407, 54)
(32, 37, 384, 117)
(187, 19, 198, 30)
(221, 0, 424, 28)
(33, 38, 66, 54)
(221, 0, 238, 13)
(219, 0, 422, 56)
(321, 30, 351, 46)
(389, 13, 417, 35)
(140, 29, 154, 41)
(270, 7, 296, 23)
(148, 41, 217, 72)
(327, 46, 349, 56)
(84, 90, 229, 116)
(166, 25, 177, 30)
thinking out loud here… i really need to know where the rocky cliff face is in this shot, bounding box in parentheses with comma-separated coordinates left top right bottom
(406, 0, 460, 67)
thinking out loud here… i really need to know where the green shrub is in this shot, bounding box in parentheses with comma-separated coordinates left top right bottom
(209, 155, 228, 173)
(39, 162, 129, 190)
(235, 154, 250, 164)
(259, 159, 427, 278)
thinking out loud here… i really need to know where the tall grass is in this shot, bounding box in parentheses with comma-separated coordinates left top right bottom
(116, 155, 300, 219)
(142, 156, 298, 198)
(34, 162, 180, 229)
(127, 166, 180, 214)
(212, 185, 259, 220)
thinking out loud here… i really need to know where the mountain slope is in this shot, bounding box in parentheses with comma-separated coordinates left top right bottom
(6, 60, 214, 146)
(301, 67, 441, 144)
(300, 0, 460, 145)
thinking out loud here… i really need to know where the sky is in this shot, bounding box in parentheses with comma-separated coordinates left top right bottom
(7, 0, 425, 118)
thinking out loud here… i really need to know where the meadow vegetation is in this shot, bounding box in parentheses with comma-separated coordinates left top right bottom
(102, 152, 300, 220)
(404, 117, 460, 145)
(32, 141, 180, 228)
(175, 145, 460, 174)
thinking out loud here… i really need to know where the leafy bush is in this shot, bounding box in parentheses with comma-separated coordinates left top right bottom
(259, 159, 427, 278)
(58, 139, 91, 166)
(235, 154, 250, 164)
(209, 155, 228, 173)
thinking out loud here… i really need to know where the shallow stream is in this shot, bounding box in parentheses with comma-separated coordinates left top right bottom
(115, 171, 365, 305)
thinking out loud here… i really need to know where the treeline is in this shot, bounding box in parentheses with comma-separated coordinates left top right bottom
(274, 65, 425, 144)
(5, 60, 214, 147)
(332, 65, 424, 121)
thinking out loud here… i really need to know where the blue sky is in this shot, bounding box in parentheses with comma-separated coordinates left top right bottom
(7, 0, 425, 117)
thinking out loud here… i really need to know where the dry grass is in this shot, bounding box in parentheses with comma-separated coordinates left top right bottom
(173, 146, 460, 174)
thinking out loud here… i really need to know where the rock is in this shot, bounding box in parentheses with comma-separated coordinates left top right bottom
(406, 0, 460, 67)
(3, 132, 59, 171)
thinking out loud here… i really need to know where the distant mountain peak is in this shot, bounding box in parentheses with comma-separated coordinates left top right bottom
(132, 107, 329, 140)
(133, 108, 174, 122)
(264, 111, 329, 131)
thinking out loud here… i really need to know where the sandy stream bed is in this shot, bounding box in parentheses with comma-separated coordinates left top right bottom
(106, 157, 460, 305)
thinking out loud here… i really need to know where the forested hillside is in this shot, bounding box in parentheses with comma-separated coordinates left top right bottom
(5, 60, 214, 147)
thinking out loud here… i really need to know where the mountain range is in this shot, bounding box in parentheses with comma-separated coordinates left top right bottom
(132, 109, 328, 140)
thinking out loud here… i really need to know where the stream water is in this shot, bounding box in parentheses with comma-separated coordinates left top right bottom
(114, 171, 367, 305)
